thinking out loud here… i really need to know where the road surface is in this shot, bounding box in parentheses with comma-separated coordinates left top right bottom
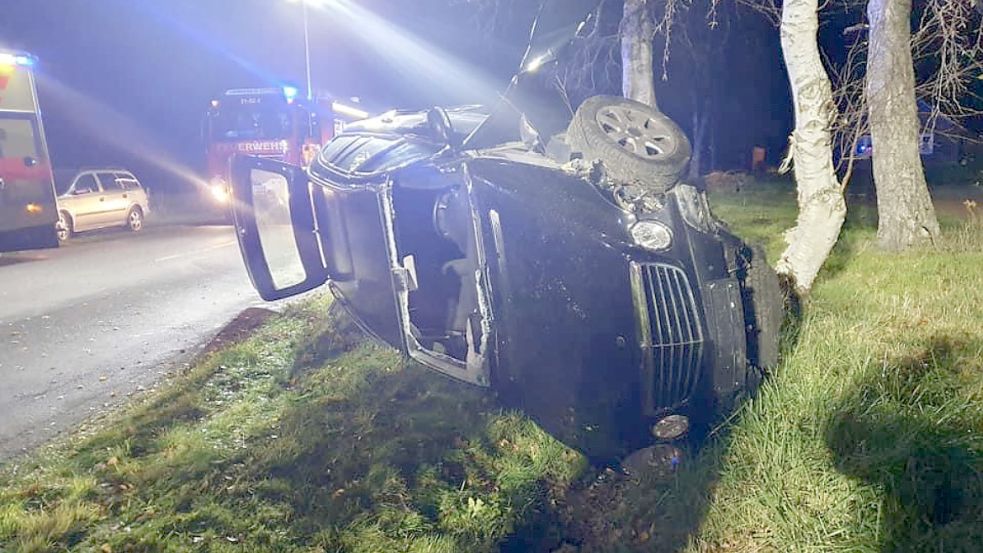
(0, 224, 270, 460)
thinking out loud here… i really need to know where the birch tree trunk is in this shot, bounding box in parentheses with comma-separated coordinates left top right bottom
(621, 0, 658, 108)
(866, 0, 941, 251)
(774, 0, 847, 294)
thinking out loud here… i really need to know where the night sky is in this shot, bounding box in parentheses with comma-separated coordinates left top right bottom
(0, 0, 792, 192)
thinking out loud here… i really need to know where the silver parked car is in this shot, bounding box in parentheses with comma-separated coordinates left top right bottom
(55, 169, 150, 241)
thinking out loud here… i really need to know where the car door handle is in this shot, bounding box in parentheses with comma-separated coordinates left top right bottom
(100, 197, 106, 202)
(122, 194, 128, 199)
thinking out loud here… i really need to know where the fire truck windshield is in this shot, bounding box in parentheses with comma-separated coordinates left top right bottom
(209, 106, 293, 142)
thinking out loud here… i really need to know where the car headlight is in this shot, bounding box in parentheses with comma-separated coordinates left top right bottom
(674, 183, 717, 233)
(630, 220, 673, 251)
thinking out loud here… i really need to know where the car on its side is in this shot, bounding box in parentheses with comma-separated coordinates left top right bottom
(55, 169, 150, 241)
(228, 0, 783, 460)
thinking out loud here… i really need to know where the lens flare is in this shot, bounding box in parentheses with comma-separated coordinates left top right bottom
(310, 0, 502, 105)
(37, 73, 214, 199)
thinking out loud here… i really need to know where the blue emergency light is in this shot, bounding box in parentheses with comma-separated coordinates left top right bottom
(282, 86, 299, 102)
(0, 53, 35, 67)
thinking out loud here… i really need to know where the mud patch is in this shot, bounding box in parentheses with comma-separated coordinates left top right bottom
(199, 307, 277, 357)
(534, 448, 689, 552)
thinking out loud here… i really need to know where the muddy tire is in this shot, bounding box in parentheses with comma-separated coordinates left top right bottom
(566, 95, 691, 193)
(744, 246, 782, 371)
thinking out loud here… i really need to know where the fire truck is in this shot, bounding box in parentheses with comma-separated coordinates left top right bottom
(0, 51, 59, 253)
(202, 86, 367, 206)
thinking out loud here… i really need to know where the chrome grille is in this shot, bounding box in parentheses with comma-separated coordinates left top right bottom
(630, 263, 704, 414)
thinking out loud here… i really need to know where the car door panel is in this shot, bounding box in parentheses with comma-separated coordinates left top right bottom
(117, 174, 145, 214)
(97, 173, 127, 225)
(66, 174, 105, 230)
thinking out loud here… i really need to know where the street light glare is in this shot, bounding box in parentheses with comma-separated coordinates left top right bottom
(323, 0, 501, 104)
(286, 0, 334, 7)
(332, 101, 369, 120)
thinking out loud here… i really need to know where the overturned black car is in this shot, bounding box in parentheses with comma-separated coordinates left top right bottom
(230, 2, 782, 460)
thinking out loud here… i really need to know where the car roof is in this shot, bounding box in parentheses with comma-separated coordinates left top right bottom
(58, 168, 139, 178)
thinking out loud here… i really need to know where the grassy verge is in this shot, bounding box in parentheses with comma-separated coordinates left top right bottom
(0, 297, 586, 552)
(3, 179, 982, 552)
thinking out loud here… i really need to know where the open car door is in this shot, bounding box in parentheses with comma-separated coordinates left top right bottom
(230, 154, 410, 353)
(229, 155, 328, 301)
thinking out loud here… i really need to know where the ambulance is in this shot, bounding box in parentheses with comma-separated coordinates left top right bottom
(0, 51, 58, 253)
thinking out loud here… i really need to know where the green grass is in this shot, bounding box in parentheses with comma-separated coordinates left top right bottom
(3, 180, 982, 552)
(0, 297, 586, 552)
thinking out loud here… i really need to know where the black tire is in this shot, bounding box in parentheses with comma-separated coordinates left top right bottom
(566, 95, 691, 193)
(126, 207, 144, 232)
(56, 211, 73, 242)
(744, 246, 782, 371)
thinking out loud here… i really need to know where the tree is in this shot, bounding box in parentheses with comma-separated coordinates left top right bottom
(825, 0, 981, 250)
(621, 0, 659, 107)
(772, 0, 847, 293)
(866, 0, 941, 251)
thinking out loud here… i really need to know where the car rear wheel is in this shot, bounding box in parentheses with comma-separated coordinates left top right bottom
(744, 246, 782, 371)
(566, 95, 691, 193)
(56, 211, 73, 242)
(126, 207, 144, 232)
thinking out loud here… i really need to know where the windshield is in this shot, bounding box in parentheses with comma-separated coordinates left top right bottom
(208, 105, 293, 142)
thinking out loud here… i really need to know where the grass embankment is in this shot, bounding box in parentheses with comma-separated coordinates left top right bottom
(0, 297, 585, 552)
(2, 180, 982, 552)
(613, 182, 983, 552)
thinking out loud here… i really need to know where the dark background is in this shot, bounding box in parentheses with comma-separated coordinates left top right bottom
(0, 0, 792, 193)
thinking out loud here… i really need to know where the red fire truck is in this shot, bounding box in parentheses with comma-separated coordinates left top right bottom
(202, 87, 367, 206)
(0, 51, 59, 253)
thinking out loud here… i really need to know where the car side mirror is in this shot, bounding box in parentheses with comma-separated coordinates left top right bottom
(230, 155, 328, 301)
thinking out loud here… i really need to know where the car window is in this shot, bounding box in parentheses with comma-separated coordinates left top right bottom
(116, 174, 141, 190)
(98, 173, 123, 191)
(72, 174, 99, 194)
(0, 117, 40, 159)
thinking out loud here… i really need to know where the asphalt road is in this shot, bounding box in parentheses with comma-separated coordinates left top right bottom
(0, 224, 270, 460)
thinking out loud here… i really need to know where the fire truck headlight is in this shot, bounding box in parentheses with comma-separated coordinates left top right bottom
(209, 179, 230, 204)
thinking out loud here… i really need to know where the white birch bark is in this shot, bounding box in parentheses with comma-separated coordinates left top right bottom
(774, 0, 847, 294)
